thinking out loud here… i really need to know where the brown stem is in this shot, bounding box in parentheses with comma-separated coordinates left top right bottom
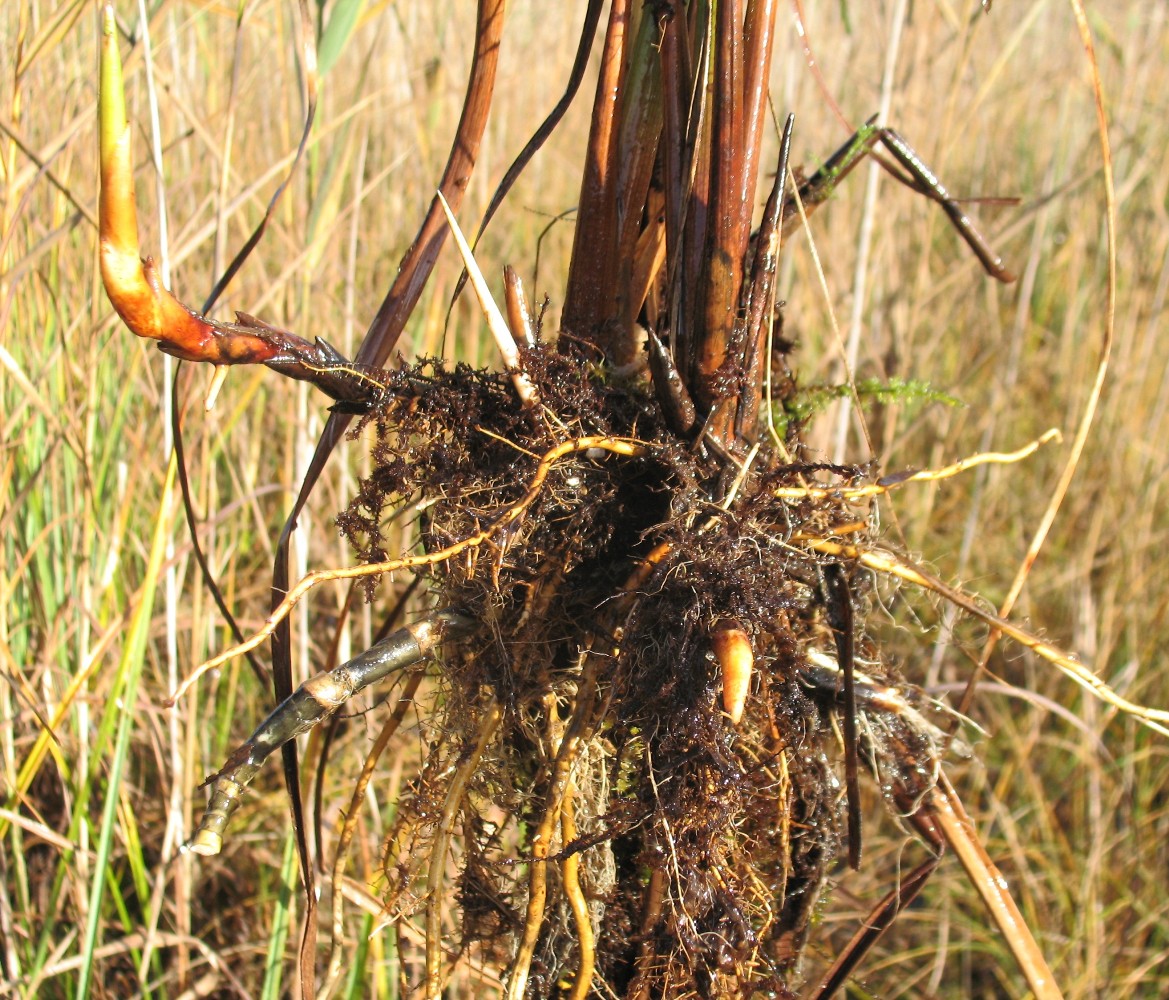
(561, 0, 629, 360)
(694, 0, 746, 426)
(928, 779, 1063, 1000)
(627, 867, 668, 1000)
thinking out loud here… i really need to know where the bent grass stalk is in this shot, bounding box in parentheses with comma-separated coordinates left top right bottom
(799, 537, 1169, 738)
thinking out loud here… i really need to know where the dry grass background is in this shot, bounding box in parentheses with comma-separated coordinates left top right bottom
(2, 0, 1167, 996)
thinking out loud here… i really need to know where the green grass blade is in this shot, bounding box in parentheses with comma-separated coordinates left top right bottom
(74, 455, 176, 1000)
(318, 0, 367, 77)
(260, 831, 298, 1000)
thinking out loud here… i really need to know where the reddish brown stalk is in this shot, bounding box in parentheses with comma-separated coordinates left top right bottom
(695, 0, 746, 429)
(739, 0, 779, 259)
(816, 764, 1062, 998)
(352, 0, 506, 372)
(657, 2, 706, 380)
(611, 10, 664, 366)
(812, 856, 940, 997)
(736, 114, 793, 441)
(678, 60, 711, 384)
(456, 0, 604, 300)
(729, 0, 780, 442)
(561, 0, 629, 361)
(657, 3, 690, 295)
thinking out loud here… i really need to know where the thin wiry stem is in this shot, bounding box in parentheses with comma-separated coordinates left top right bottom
(771, 429, 1060, 500)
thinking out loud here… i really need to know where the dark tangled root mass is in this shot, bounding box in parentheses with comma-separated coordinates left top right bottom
(333, 342, 912, 998)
